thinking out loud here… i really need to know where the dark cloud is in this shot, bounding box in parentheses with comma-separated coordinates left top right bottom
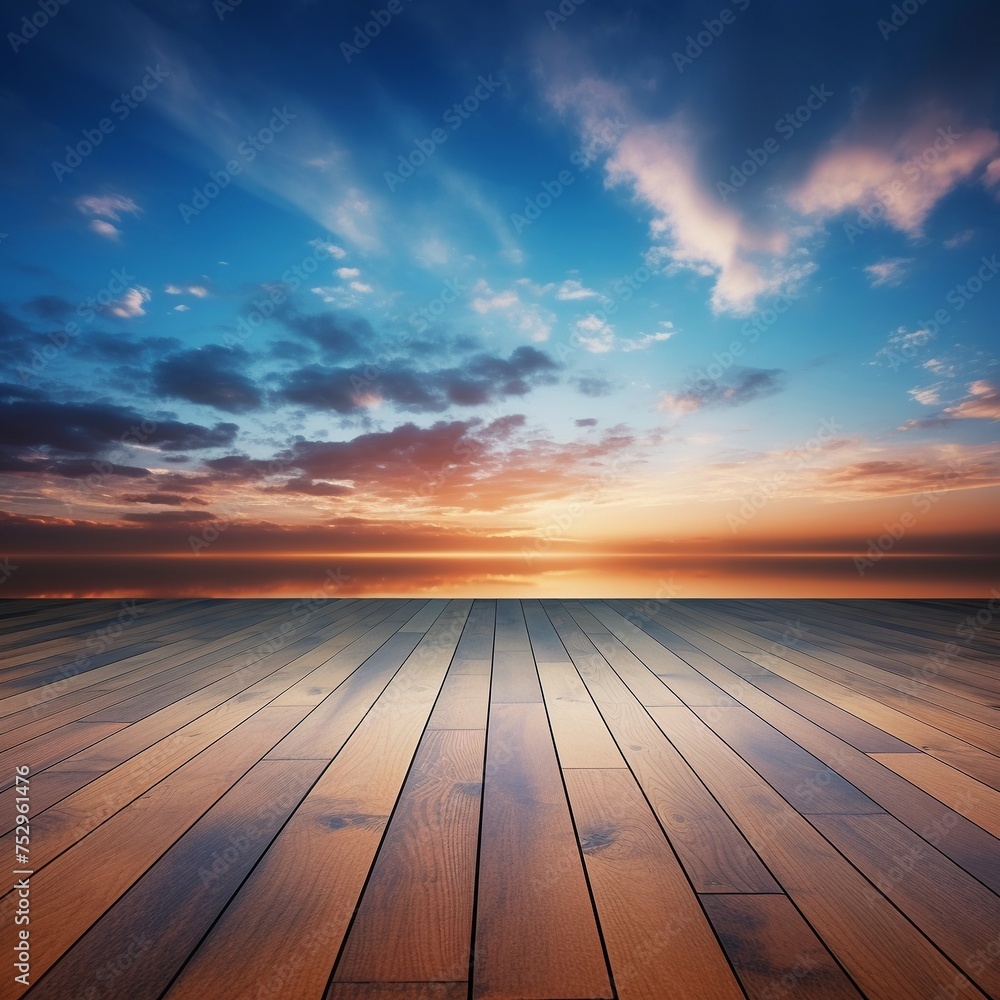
(277, 307, 370, 357)
(120, 510, 218, 524)
(0, 397, 239, 479)
(663, 368, 786, 413)
(119, 492, 212, 506)
(277, 346, 559, 414)
(282, 419, 483, 481)
(47, 459, 150, 479)
(152, 345, 263, 413)
(79, 333, 184, 363)
(575, 418, 598, 427)
(262, 476, 353, 497)
(24, 295, 74, 321)
(573, 377, 613, 397)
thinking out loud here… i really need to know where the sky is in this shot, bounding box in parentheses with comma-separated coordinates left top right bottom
(0, 0, 998, 597)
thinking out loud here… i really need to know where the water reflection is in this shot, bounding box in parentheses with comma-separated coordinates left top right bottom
(2, 553, 994, 598)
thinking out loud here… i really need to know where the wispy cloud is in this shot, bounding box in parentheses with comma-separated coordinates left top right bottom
(866, 257, 913, 288)
(622, 322, 675, 352)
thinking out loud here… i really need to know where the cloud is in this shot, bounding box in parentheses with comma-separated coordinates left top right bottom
(75, 194, 140, 221)
(349, 281, 372, 293)
(119, 492, 212, 506)
(865, 257, 913, 288)
(872, 326, 933, 366)
(0, 397, 239, 474)
(790, 114, 999, 236)
(622, 321, 675, 352)
(152, 345, 264, 413)
(821, 449, 1000, 498)
(89, 219, 122, 241)
(335, 267, 360, 279)
(471, 286, 519, 313)
(277, 346, 559, 414)
(24, 296, 74, 321)
(944, 380, 1000, 420)
(121, 510, 218, 524)
(944, 229, 975, 248)
(908, 386, 941, 406)
(594, 110, 804, 315)
(468, 281, 553, 342)
(165, 283, 209, 297)
(923, 357, 955, 377)
(658, 367, 786, 415)
(574, 314, 615, 353)
(314, 242, 347, 259)
(108, 287, 151, 318)
(174, 304, 190, 312)
(555, 279, 599, 301)
(277, 306, 368, 356)
(573, 376, 613, 397)
(575, 418, 598, 427)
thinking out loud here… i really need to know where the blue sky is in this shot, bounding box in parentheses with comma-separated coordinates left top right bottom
(1, 0, 998, 594)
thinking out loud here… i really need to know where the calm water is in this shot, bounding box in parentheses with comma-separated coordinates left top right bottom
(4, 553, 996, 598)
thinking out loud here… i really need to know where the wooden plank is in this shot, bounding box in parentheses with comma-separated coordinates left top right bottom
(21, 758, 325, 1000)
(521, 599, 569, 661)
(648, 705, 991, 1000)
(536, 660, 624, 768)
(0, 706, 311, 985)
(871, 752, 1000, 839)
(630, 601, 1000, 789)
(698, 706, 884, 816)
(451, 600, 495, 662)
(161, 613, 463, 1000)
(400, 599, 445, 634)
(266, 630, 423, 758)
(545, 602, 780, 893)
(427, 672, 490, 730)
(473, 702, 612, 999)
(328, 986, 467, 1000)
(333, 729, 483, 985)
(596, 604, 1000, 894)
(701, 893, 865, 1000)
(0, 721, 127, 777)
(564, 767, 745, 1000)
(811, 811, 1000, 998)
(0, 769, 102, 838)
(492, 598, 530, 652)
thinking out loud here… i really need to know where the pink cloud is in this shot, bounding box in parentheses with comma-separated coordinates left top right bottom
(790, 115, 999, 234)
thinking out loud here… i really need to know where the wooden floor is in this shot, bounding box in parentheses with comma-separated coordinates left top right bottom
(1, 598, 999, 1000)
